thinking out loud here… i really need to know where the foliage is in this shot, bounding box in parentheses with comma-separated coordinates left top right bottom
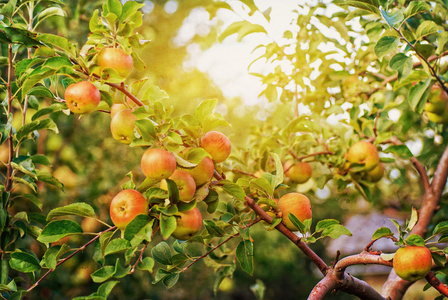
(1, 0, 448, 299)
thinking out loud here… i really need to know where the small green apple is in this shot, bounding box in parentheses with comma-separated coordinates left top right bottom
(347, 141, 380, 172)
(364, 163, 384, 182)
(171, 207, 203, 240)
(110, 109, 137, 144)
(284, 160, 312, 184)
(393, 246, 432, 281)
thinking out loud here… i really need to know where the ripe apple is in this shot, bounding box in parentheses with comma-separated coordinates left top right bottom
(110, 109, 137, 144)
(98, 48, 134, 78)
(200, 131, 231, 163)
(64, 81, 101, 114)
(347, 141, 380, 172)
(364, 163, 384, 182)
(171, 207, 203, 240)
(186, 156, 215, 186)
(109, 189, 148, 230)
(277, 192, 312, 231)
(141, 148, 177, 180)
(283, 160, 312, 184)
(160, 170, 196, 202)
(393, 246, 432, 281)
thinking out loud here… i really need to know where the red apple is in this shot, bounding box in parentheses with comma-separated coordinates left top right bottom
(186, 156, 215, 186)
(141, 148, 177, 180)
(278, 193, 312, 231)
(64, 81, 101, 114)
(98, 48, 134, 78)
(393, 246, 432, 281)
(200, 131, 231, 163)
(109, 189, 148, 230)
(160, 170, 196, 203)
(283, 160, 312, 184)
(347, 141, 380, 172)
(171, 207, 203, 240)
(110, 109, 137, 144)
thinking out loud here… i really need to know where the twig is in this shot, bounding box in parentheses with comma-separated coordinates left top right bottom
(5, 44, 13, 194)
(129, 241, 149, 274)
(27, 226, 117, 293)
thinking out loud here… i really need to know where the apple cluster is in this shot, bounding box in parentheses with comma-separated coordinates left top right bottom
(346, 141, 384, 183)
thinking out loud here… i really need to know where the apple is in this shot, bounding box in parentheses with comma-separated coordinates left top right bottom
(110, 103, 128, 119)
(427, 109, 448, 124)
(171, 207, 203, 240)
(393, 246, 432, 281)
(277, 193, 312, 231)
(200, 131, 231, 163)
(141, 148, 177, 180)
(110, 109, 137, 144)
(109, 189, 148, 230)
(185, 156, 215, 186)
(424, 85, 448, 114)
(98, 48, 134, 78)
(364, 163, 384, 182)
(283, 160, 312, 184)
(160, 170, 196, 202)
(64, 81, 101, 114)
(347, 141, 380, 172)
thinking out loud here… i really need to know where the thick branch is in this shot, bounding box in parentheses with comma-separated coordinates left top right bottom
(426, 271, 448, 297)
(244, 196, 329, 275)
(334, 252, 393, 281)
(308, 274, 338, 300)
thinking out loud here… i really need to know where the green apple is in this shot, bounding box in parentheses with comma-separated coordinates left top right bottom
(141, 148, 177, 180)
(109, 189, 148, 230)
(364, 163, 384, 182)
(424, 85, 448, 114)
(171, 207, 203, 240)
(427, 109, 448, 124)
(277, 193, 312, 231)
(98, 48, 134, 78)
(64, 81, 101, 114)
(160, 170, 196, 203)
(283, 160, 312, 184)
(110, 109, 137, 144)
(347, 141, 380, 172)
(393, 246, 432, 281)
(200, 131, 231, 163)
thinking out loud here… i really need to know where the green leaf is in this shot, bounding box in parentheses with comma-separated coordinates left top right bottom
(104, 238, 131, 256)
(222, 183, 245, 201)
(250, 279, 266, 300)
(1, 0, 17, 19)
(204, 220, 226, 237)
(321, 224, 352, 239)
(195, 99, 218, 123)
(107, 0, 122, 17)
(134, 119, 156, 141)
(383, 144, 413, 159)
(31, 103, 64, 121)
(405, 234, 425, 246)
(433, 221, 448, 235)
(249, 177, 274, 196)
(38, 33, 77, 57)
(389, 53, 412, 82)
(380, 7, 403, 28)
(9, 252, 40, 273)
(137, 257, 155, 273)
(3, 27, 41, 47)
(219, 20, 267, 42)
(151, 242, 173, 265)
(406, 207, 418, 231)
(37, 220, 82, 243)
(403, 2, 429, 21)
(21, 194, 42, 210)
(27, 86, 54, 99)
(124, 215, 153, 245)
(46, 203, 95, 221)
(287, 213, 306, 234)
(160, 214, 176, 240)
(91, 265, 115, 283)
(374, 36, 399, 59)
(416, 21, 439, 40)
(119, 1, 144, 23)
(236, 239, 254, 275)
(271, 152, 283, 188)
(42, 245, 70, 270)
(37, 7, 66, 23)
(315, 219, 340, 232)
(408, 77, 431, 112)
(16, 119, 58, 141)
(335, 0, 380, 16)
(372, 227, 394, 240)
(97, 281, 119, 298)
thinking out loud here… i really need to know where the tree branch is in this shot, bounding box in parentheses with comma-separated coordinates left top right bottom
(426, 271, 448, 297)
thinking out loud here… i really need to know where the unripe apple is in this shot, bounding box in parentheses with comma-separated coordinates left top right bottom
(160, 170, 196, 202)
(110, 103, 128, 119)
(110, 109, 137, 144)
(64, 81, 101, 114)
(98, 48, 134, 78)
(171, 207, 203, 240)
(424, 85, 448, 114)
(109, 189, 148, 230)
(283, 160, 312, 184)
(200, 131, 231, 163)
(347, 141, 380, 172)
(393, 246, 432, 281)
(185, 156, 215, 186)
(277, 193, 312, 231)
(427, 109, 448, 124)
(364, 163, 384, 182)
(141, 148, 177, 180)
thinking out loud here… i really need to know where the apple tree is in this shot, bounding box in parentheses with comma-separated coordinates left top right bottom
(1, 0, 448, 299)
